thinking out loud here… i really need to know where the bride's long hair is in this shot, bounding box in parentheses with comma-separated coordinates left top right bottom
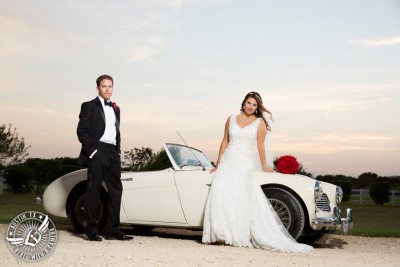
(240, 91, 273, 131)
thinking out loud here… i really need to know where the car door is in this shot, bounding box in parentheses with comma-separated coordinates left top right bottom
(163, 143, 214, 226)
(174, 170, 213, 226)
(120, 169, 187, 224)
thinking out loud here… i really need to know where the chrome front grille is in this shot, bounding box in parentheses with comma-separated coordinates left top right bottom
(316, 193, 331, 212)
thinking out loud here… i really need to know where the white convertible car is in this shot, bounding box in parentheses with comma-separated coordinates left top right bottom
(38, 143, 353, 241)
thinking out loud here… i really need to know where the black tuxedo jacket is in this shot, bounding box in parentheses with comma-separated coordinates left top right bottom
(77, 97, 121, 166)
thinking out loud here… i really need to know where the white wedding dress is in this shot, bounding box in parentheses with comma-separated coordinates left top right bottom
(202, 115, 313, 253)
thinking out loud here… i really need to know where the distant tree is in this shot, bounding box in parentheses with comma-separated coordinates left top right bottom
(53, 157, 83, 178)
(54, 157, 81, 166)
(315, 174, 336, 184)
(25, 158, 61, 194)
(375, 176, 400, 190)
(356, 172, 378, 188)
(5, 165, 35, 194)
(0, 124, 31, 168)
(369, 182, 391, 206)
(138, 148, 172, 171)
(123, 147, 156, 171)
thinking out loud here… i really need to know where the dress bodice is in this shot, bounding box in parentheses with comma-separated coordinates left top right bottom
(229, 115, 259, 148)
(222, 115, 260, 165)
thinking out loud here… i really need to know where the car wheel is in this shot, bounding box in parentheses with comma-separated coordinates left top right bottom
(262, 187, 305, 240)
(67, 185, 108, 234)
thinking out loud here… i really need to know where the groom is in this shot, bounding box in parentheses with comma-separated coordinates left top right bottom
(77, 74, 132, 241)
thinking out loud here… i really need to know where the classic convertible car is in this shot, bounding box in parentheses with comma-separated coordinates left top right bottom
(38, 143, 353, 241)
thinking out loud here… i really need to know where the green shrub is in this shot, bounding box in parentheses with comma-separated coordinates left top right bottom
(369, 182, 391, 206)
(5, 165, 35, 194)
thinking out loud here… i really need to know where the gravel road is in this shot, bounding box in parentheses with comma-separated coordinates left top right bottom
(1, 225, 399, 266)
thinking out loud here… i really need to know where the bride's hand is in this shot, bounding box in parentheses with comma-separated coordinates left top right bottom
(209, 167, 217, 174)
(262, 165, 275, 173)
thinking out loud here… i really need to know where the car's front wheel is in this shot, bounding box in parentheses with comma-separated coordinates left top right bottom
(262, 187, 305, 240)
(67, 184, 108, 234)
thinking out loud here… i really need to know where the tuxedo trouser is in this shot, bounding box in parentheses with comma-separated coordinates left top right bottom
(85, 141, 122, 235)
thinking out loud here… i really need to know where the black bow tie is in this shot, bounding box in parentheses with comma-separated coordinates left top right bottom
(104, 100, 113, 107)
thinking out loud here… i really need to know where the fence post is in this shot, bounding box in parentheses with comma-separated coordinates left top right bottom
(351, 189, 398, 205)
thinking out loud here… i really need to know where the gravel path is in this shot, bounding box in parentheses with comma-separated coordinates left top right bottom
(1, 224, 400, 266)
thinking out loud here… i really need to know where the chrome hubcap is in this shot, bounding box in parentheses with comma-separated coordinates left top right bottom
(269, 199, 291, 229)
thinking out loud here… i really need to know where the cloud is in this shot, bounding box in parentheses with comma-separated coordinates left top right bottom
(130, 36, 169, 61)
(273, 133, 398, 154)
(163, 0, 184, 12)
(120, 12, 167, 30)
(0, 11, 51, 55)
(0, 1, 182, 63)
(269, 82, 392, 113)
(350, 36, 400, 47)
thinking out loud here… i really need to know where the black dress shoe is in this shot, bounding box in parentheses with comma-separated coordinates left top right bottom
(85, 234, 102, 241)
(104, 232, 133, 241)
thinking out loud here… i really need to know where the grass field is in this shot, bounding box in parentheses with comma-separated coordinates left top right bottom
(339, 202, 400, 237)
(0, 192, 70, 224)
(0, 192, 399, 237)
(349, 195, 400, 206)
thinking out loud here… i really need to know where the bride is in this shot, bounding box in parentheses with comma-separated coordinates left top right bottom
(202, 91, 313, 253)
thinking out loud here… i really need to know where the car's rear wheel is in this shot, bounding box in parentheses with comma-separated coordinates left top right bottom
(67, 185, 108, 234)
(262, 187, 305, 240)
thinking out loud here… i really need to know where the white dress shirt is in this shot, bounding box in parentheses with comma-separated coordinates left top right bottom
(99, 96, 117, 145)
(89, 96, 117, 158)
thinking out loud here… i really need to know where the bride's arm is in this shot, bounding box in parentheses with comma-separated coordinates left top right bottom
(210, 116, 230, 174)
(257, 120, 274, 173)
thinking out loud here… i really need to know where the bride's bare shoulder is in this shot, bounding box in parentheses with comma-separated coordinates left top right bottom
(226, 115, 236, 123)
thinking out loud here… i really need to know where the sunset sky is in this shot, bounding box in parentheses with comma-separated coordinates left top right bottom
(1, 0, 399, 177)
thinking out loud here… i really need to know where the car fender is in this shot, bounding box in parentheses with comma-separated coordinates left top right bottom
(254, 172, 317, 224)
(43, 169, 88, 217)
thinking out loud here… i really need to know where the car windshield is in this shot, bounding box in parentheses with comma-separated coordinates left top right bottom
(165, 143, 213, 169)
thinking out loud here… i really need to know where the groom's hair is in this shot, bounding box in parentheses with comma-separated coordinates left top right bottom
(96, 74, 114, 87)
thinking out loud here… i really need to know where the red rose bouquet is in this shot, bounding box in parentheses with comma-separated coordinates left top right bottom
(273, 155, 300, 175)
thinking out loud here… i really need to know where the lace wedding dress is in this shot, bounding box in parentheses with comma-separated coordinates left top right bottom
(202, 115, 313, 253)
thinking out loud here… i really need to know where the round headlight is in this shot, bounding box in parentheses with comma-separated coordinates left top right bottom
(314, 181, 323, 200)
(336, 186, 343, 203)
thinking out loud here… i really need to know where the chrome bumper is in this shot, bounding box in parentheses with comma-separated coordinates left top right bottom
(311, 207, 353, 234)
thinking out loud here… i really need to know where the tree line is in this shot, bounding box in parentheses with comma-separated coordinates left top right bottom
(1, 123, 399, 205)
(0, 124, 173, 194)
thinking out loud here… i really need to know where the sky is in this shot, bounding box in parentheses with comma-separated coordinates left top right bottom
(1, 0, 399, 177)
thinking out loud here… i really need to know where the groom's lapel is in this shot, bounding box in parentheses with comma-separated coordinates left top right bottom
(114, 108, 120, 130)
(94, 98, 105, 124)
